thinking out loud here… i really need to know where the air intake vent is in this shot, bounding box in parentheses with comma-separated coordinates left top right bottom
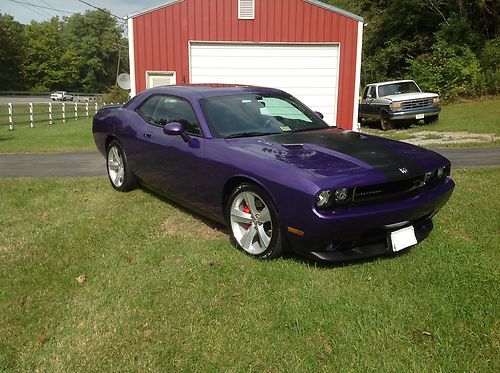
(238, 0, 255, 20)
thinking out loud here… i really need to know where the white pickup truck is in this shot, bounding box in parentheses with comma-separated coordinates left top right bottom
(358, 80, 441, 130)
(50, 91, 74, 101)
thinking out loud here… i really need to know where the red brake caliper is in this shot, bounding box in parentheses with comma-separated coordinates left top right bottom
(241, 201, 252, 229)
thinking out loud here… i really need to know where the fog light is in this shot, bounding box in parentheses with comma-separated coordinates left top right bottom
(334, 188, 348, 202)
(433, 97, 440, 105)
(316, 190, 332, 208)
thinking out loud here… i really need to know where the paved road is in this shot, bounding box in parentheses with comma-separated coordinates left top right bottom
(0, 147, 498, 178)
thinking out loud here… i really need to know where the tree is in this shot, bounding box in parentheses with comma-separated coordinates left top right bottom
(0, 13, 25, 90)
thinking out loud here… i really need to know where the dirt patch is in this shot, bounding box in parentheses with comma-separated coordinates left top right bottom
(162, 210, 226, 240)
(401, 131, 500, 146)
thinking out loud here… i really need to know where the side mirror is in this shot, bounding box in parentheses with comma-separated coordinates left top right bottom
(367, 94, 373, 99)
(163, 122, 190, 142)
(313, 111, 324, 119)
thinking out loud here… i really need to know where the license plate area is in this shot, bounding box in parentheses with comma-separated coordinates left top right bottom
(390, 226, 418, 252)
(416, 113, 425, 120)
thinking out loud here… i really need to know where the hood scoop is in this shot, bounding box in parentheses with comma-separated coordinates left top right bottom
(281, 143, 304, 149)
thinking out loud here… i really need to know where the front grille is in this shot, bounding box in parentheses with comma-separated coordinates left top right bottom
(353, 175, 428, 203)
(400, 99, 433, 109)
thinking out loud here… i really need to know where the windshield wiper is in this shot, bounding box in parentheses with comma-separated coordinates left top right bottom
(224, 131, 280, 139)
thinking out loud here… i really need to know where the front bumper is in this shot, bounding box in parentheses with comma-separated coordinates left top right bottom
(284, 177, 454, 262)
(302, 218, 433, 262)
(389, 106, 441, 121)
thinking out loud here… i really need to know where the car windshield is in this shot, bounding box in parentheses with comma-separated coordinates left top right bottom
(378, 82, 421, 97)
(200, 94, 330, 138)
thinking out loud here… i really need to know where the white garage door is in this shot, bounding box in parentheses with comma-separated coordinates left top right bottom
(190, 43, 339, 125)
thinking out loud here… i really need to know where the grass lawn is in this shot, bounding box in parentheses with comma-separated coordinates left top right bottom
(0, 118, 95, 153)
(361, 97, 500, 146)
(1, 169, 498, 371)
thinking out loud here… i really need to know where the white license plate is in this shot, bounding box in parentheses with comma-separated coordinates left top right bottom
(416, 113, 425, 120)
(390, 226, 418, 252)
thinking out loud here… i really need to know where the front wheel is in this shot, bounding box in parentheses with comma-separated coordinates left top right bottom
(227, 184, 283, 259)
(106, 140, 137, 192)
(424, 115, 439, 124)
(380, 114, 394, 130)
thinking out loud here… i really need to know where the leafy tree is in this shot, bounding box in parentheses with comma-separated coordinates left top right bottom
(0, 13, 25, 90)
(22, 18, 64, 91)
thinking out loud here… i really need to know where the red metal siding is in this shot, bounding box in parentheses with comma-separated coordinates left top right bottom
(133, 0, 359, 128)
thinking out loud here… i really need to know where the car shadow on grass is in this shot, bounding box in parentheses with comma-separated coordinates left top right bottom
(139, 184, 414, 267)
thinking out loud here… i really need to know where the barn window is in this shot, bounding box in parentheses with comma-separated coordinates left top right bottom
(238, 0, 255, 20)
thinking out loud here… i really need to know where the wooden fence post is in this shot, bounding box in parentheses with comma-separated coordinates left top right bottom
(85, 102, 89, 117)
(62, 102, 66, 123)
(94, 102, 98, 114)
(49, 102, 53, 125)
(29, 102, 34, 128)
(8, 103, 13, 130)
(74, 102, 78, 120)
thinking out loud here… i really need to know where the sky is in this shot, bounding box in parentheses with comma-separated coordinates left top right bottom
(1, 0, 163, 24)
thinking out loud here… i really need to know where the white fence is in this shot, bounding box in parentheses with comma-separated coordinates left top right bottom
(0, 101, 123, 130)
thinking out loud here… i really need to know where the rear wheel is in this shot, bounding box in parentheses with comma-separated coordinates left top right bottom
(380, 113, 394, 131)
(227, 184, 283, 259)
(106, 140, 137, 192)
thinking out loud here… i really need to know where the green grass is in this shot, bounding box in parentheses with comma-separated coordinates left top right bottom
(0, 118, 95, 153)
(1, 169, 498, 371)
(362, 97, 500, 145)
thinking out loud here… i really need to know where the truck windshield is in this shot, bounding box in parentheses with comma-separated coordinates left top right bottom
(378, 82, 420, 97)
(201, 94, 330, 138)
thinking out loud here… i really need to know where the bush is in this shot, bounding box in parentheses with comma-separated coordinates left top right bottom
(408, 40, 485, 101)
(102, 85, 129, 104)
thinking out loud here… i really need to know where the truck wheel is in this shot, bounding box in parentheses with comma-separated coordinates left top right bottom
(424, 115, 438, 124)
(380, 114, 393, 131)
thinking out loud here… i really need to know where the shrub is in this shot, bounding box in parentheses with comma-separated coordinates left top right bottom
(102, 85, 129, 104)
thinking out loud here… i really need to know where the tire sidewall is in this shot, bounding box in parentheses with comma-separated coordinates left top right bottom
(226, 183, 283, 260)
(106, 140, 136, 192)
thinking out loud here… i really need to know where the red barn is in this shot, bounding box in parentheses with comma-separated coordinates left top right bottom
(127, 0, 364, 130)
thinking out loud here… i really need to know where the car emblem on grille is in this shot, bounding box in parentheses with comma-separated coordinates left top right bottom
(399, 168, 408, 174)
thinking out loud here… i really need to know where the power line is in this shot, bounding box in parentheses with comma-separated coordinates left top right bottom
(76, 0, 126, 22)
(6, 0, 74, 15)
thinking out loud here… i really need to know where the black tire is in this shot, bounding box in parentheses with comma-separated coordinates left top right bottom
(226, 183, 283, 260)
(424, 115, 439, 124)
(106, 140, 137, 192)
(380, 113, 394, 131)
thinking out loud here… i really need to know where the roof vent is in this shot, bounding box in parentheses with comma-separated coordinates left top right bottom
(238, 0, 255, 20)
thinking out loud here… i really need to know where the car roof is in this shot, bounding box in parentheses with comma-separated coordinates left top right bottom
(367, 80, 415, 87)
(143, 84, 289, 99)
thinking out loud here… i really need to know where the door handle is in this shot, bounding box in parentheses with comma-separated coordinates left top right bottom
(144, 132, 152, 138)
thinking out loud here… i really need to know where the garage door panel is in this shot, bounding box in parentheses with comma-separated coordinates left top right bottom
(190, 43, 339, 125)
(192, 56, 336, 70)
(191, 45, 339, 58)
(190, 67, 338, 78)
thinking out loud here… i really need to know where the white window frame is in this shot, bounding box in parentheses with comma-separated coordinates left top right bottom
(145, 71, 177, 89)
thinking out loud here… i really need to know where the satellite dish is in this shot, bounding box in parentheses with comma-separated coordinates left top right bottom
(117, 73, 131, 90)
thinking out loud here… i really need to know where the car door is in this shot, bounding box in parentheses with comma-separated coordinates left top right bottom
(134, 94, 207, 207)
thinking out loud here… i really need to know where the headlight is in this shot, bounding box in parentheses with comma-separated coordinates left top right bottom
(437, 165, 450, 179)
(334, 188, 349, 202)
(316, 188, 351, 209)
(316, 190, 332, 208)
(390, 102, 402, 110)
(433, 97, 440, 105)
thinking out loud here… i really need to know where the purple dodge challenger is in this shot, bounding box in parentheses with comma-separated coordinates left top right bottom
(93, 85, 455, 262)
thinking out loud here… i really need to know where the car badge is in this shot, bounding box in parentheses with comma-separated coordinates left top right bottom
(399, 168, 408, 174)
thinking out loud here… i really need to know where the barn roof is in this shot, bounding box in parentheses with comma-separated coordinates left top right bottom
(128, 0, 363, 22)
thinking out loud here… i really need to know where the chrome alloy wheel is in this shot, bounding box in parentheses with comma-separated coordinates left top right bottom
(107, 145, 125, 188)
(229, 191, 273, 255)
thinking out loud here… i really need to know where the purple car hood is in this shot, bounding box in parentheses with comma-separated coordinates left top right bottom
(226, 128, 447, 183)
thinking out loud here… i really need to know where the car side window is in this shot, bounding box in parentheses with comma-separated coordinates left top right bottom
(136, 95, 202, 136)
(362, 86, 369, 99)
(367, 86, 375, 98)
